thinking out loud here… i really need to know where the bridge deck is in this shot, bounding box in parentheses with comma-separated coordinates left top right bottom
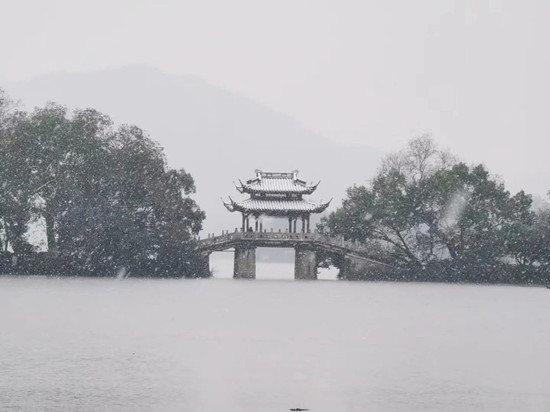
(197, 230, 384, 265)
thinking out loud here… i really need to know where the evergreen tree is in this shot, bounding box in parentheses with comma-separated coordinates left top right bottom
(320, 136, 546, 282)
(0, 90, 205, 277)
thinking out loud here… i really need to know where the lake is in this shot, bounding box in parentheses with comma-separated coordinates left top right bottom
(1, 269, 550, 411)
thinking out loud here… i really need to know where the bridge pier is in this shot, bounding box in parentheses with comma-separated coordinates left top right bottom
(197, 253, 211, 278)
(294, 246, 317, 280)
(339, 254, 371, 280)
(234, 246, 256, 279)
(337, 255, 354, 280)
(338, 254, 389, 280)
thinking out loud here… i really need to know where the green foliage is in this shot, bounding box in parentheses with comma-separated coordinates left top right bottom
(0, 90, 34, 255)
(0, 88, 205, 277)
(319, 135, 550, 283)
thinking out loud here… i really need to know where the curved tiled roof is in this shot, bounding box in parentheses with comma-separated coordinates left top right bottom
(236, 170, 319, 194)
(224, 198, 330, 215)
(237, 179, 318, 194)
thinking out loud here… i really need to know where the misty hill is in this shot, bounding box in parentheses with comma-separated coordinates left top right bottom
(4, 66, 383, 234)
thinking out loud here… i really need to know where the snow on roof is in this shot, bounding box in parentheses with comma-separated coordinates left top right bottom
(236, 170, 319, 194)
(224, 198, 331, 215)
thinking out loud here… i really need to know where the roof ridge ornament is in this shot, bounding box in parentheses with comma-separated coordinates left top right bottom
(222, 196, 235, 212)
(233, 180, 244, 193)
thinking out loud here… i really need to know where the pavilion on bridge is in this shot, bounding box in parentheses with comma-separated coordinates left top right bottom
(223, 169, 330, 233)
(198, 170, 385, 279)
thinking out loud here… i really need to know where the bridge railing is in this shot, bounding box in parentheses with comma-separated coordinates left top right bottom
(197, 229, 371, 256)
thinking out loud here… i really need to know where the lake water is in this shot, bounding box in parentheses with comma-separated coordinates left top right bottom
(2, 269, 550, 411)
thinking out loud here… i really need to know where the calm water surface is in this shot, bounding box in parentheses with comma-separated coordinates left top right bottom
(1, 273, 550, 411)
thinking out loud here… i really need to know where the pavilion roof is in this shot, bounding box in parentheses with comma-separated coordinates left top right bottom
(236, 170, 319, 194)
(223, 197, 331, 215)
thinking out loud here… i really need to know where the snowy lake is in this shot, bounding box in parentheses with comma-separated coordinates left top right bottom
(2, 266, 550, 411)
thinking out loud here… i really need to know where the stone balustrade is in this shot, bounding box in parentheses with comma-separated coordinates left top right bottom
(197, 229, 370, 256)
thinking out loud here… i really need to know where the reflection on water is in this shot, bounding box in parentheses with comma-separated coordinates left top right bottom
(1, 274, 550, 411)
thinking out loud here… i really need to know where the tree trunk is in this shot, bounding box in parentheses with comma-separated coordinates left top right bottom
(45, 212, 56, 251)
(3, 218, 9, 252)
(1, 219, 5, 251)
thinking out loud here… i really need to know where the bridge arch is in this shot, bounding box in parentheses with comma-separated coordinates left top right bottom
(197, 229, 388, 280)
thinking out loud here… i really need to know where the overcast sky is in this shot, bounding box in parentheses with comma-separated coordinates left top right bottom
(1, 0, 549, 196)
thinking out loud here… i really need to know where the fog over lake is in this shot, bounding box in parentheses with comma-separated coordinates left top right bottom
(2, 2, 550, 411)
(2, 274, 549, 411)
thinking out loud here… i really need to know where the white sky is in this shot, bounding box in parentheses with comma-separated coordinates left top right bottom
(1, 0, 549, 196)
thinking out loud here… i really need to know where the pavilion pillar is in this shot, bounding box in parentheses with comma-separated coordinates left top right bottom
(306, 215, 310, 233)
(234, 246, 256, 279)
(288, 217, 292, 233)
(241, 214, 245, 231)
(255, 217, 258, 232)
(293, 218, 297, 233)
(295, 246, 317, 280)
(301, 216, 305, 233)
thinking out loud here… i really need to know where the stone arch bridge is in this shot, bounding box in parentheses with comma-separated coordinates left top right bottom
(197, 229, 389, 280)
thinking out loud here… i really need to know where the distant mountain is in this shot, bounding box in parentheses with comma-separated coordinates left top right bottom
(4, 66, 383, 234)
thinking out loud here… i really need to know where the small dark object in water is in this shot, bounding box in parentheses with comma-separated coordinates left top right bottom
(290, 409, 309, 411)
